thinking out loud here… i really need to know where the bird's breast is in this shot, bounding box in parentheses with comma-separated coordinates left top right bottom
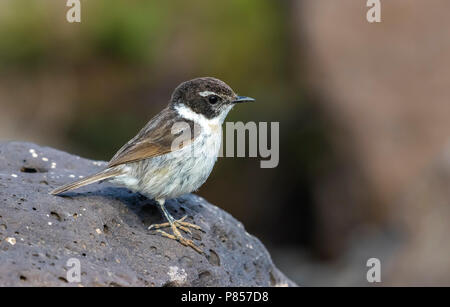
(118, 129, 222, 199)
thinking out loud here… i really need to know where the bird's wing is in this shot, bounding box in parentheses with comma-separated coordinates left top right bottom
(107, 107, 201, 168)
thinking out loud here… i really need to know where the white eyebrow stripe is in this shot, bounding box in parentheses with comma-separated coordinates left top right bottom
(199, 91, 218, 97)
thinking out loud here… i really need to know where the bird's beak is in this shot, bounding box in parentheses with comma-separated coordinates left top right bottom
(233, 96, 255, 103)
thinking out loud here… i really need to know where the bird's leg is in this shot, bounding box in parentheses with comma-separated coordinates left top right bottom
(148, 198, 203, 253)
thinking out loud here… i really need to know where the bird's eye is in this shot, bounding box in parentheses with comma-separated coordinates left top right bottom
(208, 95, 219, 104)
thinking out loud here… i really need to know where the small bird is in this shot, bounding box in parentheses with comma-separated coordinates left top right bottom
(50, 77, 254, 253)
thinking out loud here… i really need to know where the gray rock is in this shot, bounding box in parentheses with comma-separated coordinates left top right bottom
(0, 141, 295, 287)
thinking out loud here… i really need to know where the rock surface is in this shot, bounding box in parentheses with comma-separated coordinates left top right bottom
(0, 141, 295, 286)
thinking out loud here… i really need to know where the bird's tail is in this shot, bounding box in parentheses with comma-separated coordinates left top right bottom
(50, 168, 123, 195)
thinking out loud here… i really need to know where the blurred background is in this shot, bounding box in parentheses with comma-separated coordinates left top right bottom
(1, 0, 450, 285)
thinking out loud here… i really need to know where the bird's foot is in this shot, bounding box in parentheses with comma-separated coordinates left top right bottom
(148, 215, 202, 233)
(148, 216, 203, 253)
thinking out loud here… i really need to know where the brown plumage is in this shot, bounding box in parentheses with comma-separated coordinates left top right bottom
(108, 108, 201, 168)
(50, 109, 201, 195)
(49, 168, 124, 195)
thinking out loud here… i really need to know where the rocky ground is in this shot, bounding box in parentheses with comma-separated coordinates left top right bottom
(0, 141, 295, 286)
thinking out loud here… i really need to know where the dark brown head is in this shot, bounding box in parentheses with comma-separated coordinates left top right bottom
(170, 77, 254, 120)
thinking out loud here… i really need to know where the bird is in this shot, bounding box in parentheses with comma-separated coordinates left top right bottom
(50, 77, 254, 253)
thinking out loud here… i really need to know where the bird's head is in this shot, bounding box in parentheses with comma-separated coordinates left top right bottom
(170, 77, 254, 122)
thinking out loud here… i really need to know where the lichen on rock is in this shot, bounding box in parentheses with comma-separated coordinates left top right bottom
(0, 141, 295, 287)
